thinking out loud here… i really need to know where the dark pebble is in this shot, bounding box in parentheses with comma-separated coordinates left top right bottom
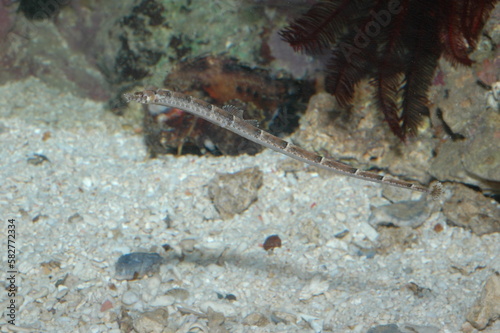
(115, 252, 163, 280)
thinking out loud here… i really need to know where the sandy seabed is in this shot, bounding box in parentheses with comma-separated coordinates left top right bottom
(0, 78, 499, 333)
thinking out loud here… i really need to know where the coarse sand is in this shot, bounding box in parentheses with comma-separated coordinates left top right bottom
(1, 78, 499, 332)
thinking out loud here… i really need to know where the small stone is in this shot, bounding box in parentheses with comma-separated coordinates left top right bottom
(270, 311, 297, 325)
(206, 307, 228, 332)
(376, 226, 419, 252)
(334, 229, 349, 239)
(367, 324, 402, 333)
(82, 177, 93, 188)
(179, 239, 196, 253)
(146, 276, 161, 293)
(243, 312, 270, 327)
(55, 287, 69, 300)
(466, 273, 500, 330)
(150, 295, 175, 307)
(165, 288, 190, 301)
(433, 223, 444, 232)
(358, 222, 379, 242)
(67, 213, 84, 224)
(263, 235, 281, 251)
(41, 260, 62, 275)
(115, 252, 163, 280)
(300, 314, 323, 333)
(369, 199, 429, 229)
(400, 324, 439, 333)
(208, 167, 263, 219)
(133, 309, 169, 333)
(27, 153, 50, 165)
(100, 299, 113, 312)
(199, 301, 237, 317)
(122, 291, 139, 305)
(406, 282, 432, 299)
(298, 275, 329, 300)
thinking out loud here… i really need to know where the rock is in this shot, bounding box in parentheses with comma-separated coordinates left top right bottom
(262, 234, 282, 251)
(429, 140, 468, 184)
(207, 307, 229, 333)
(122, 291, 139, 306)
(376, 227, 419, 253)
(298, 275, 329, 300)
(243, 312, 270, 327)
(208, 167, 263, 219)
(429, 81, 500, 192)
(358, 222, 379, 242)
(199, 301, 237, 317)
(179, 239, 197, 253)
(100, 299, 113, 312)
(400, 324, 439, 333)
(443, 184, 500, 235)
(367, 324, 440, 333)
(270, 311, 297, 325)
(466, 273, 500, 330)
(367, 324, 402, 333)
(299, 314, 323, 333)
(462, 111, 500, 182)
(133, 309, 170, 333)
(115, 252, 163, 280)
(150, 295, 175, 307)
(369, 199, 429, 229)
(165, 288, 190, 301)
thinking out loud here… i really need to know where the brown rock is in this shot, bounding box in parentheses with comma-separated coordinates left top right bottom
(243, 312, 270, 327)
(466, 273, 500, 330)
(133, 309, 170, 333)
(208, 167, 263, 219)
(443, 184, 500, 236)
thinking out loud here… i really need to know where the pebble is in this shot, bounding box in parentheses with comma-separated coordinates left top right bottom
(368, 199, 429, 229)
(208, 167, 263, 219)
(243, 312, 270, 327)
(165, 287, 190, 300)
(466, 273, 500, 330)
(199, 301, 237, 317)
(367, 324, 402, 333)
(121, 291, 139, 305)
(133, 309, 169, 333)
(114, 252, 163, 280)
(179, 239, 197, 253)
(149, 295, 175, 307)
(367, 324, 440, 333)
(299, 314, 323, 333)
(270, 311, 297, 325)
(82, 177, 93, 188)
(206, 307, 229, 332)
(263, 234, 282, 251)
(357, 222, 379, 242)
(298, 275, 329, 300)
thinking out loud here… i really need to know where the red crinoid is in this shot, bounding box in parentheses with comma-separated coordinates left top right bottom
(280, 0, 498, 140)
